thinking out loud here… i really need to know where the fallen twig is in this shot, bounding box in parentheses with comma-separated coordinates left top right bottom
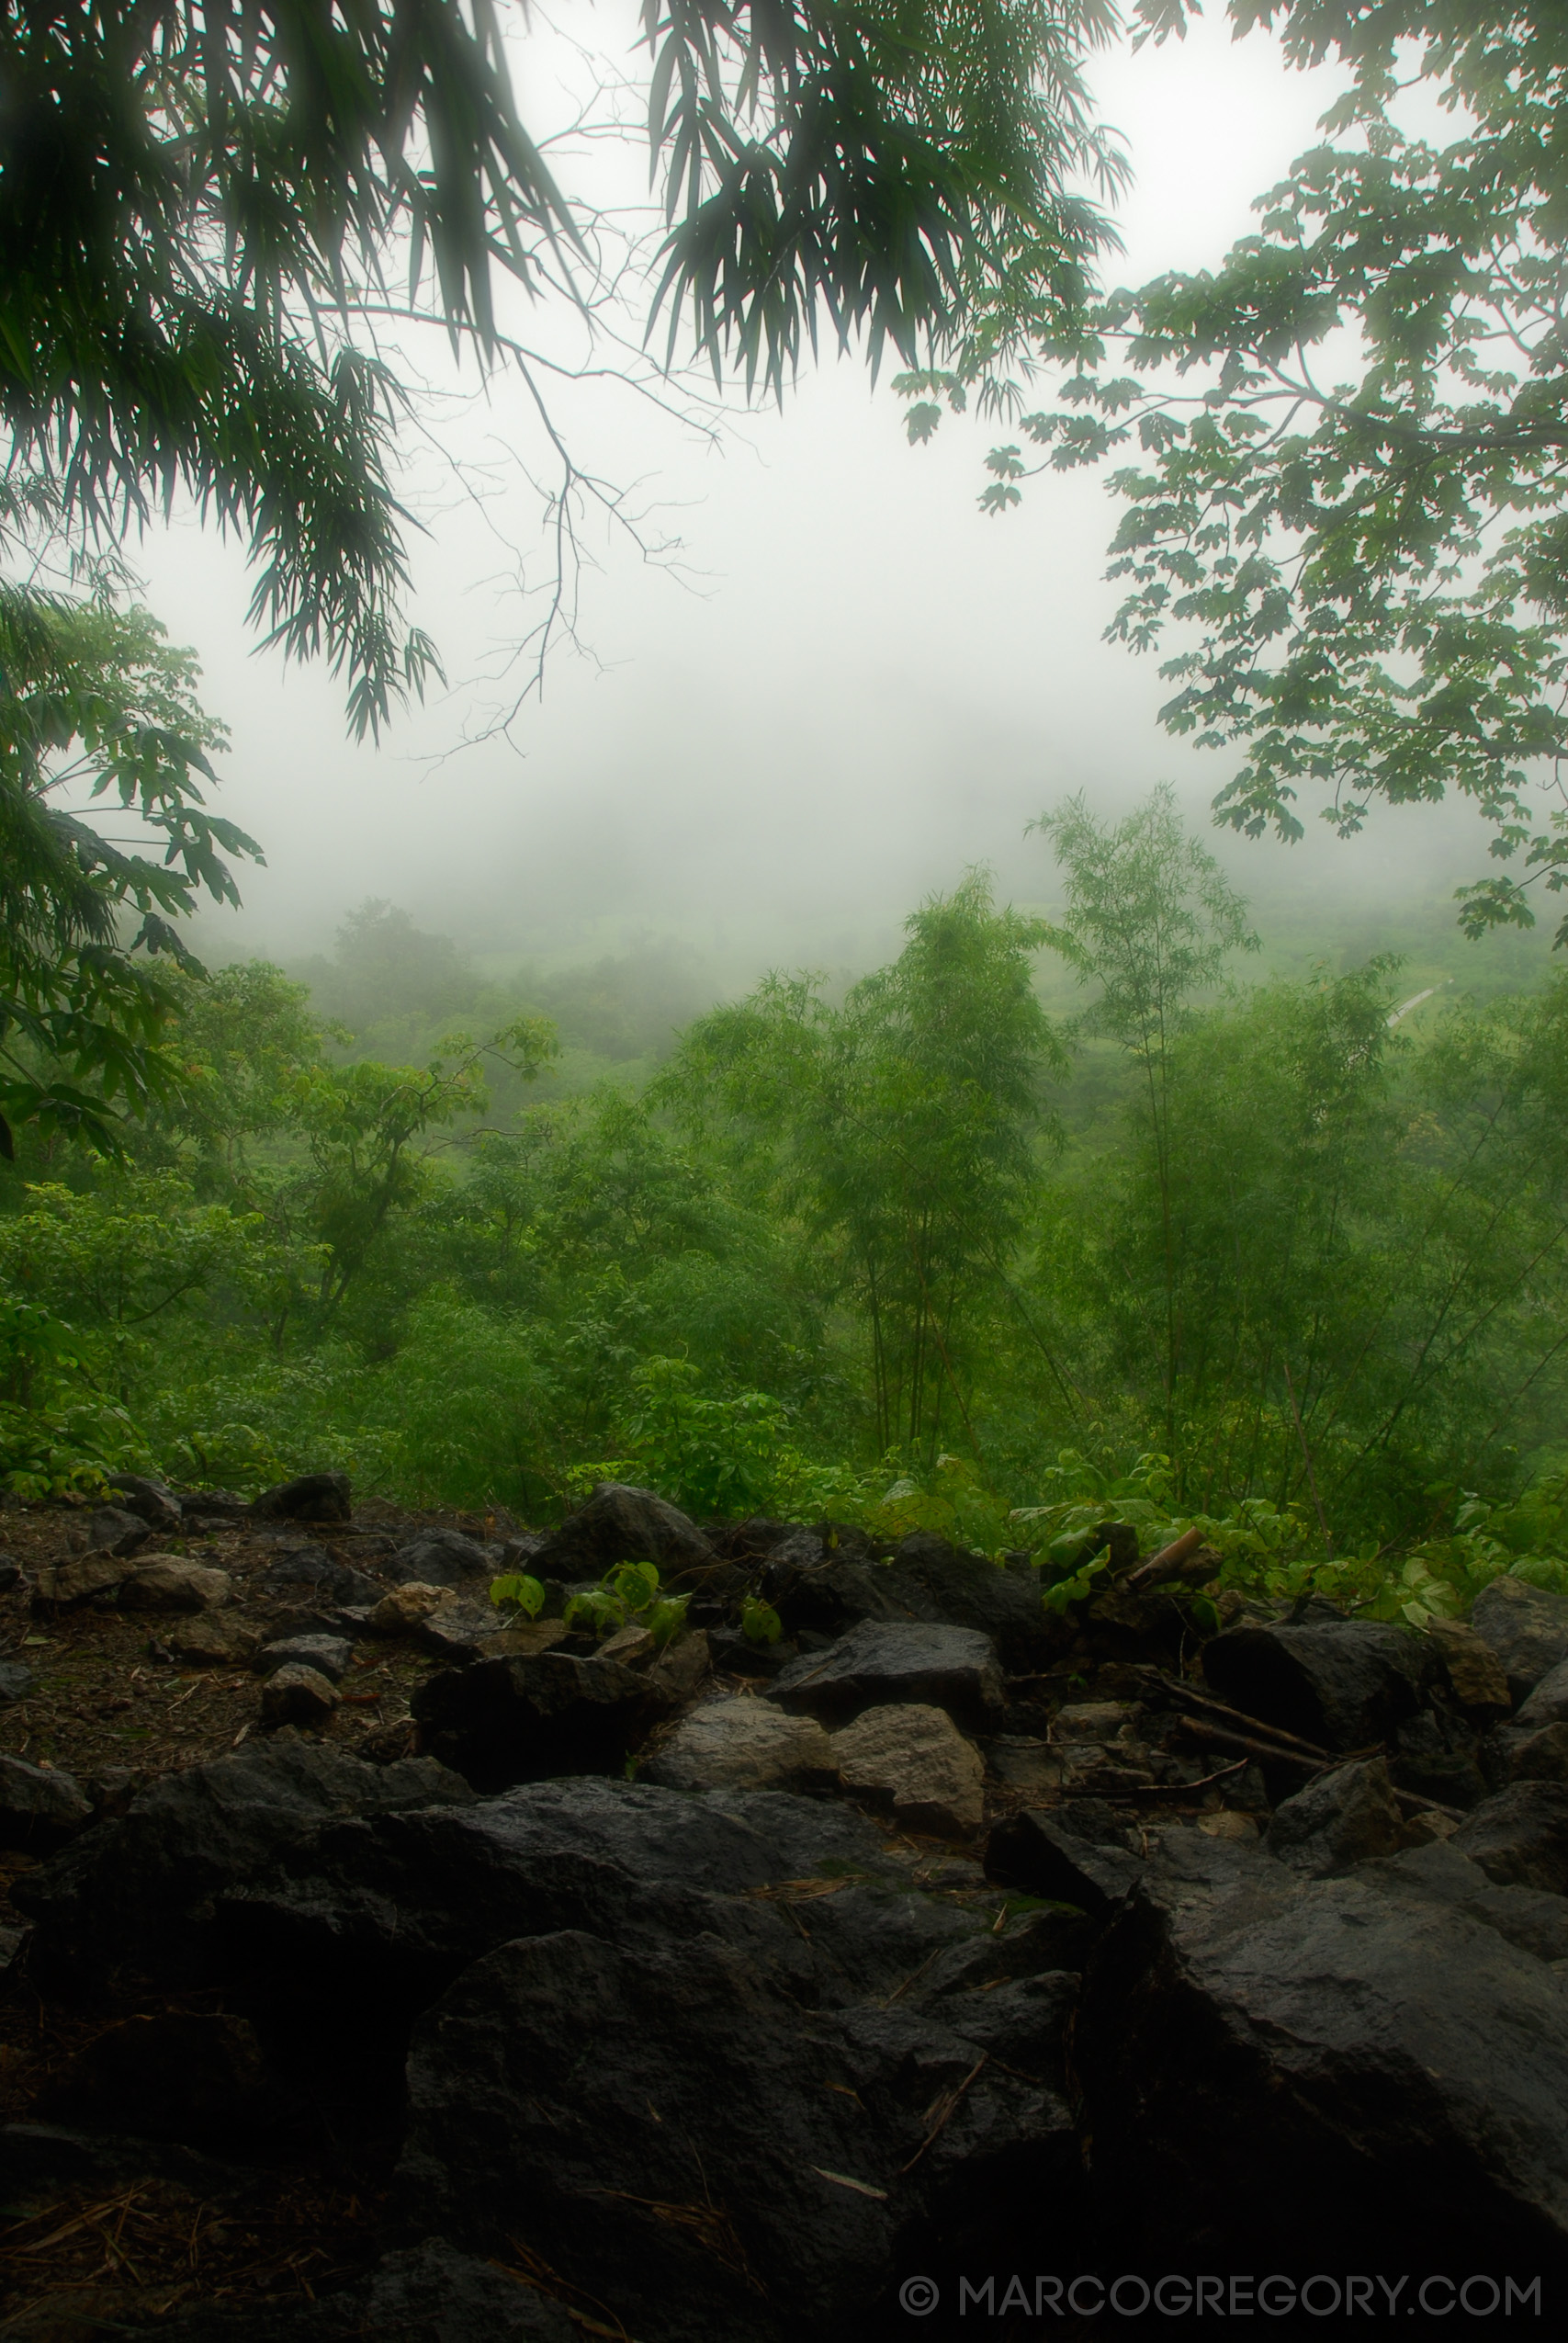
(1172, 1717, 1331, 1772)
(899, 2054, 988, 2174)
(1158, 1680, 1339, 1762)
(1124, 1528, 1204, 1593)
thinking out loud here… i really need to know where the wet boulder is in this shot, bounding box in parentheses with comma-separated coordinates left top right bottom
(1470, 1575, 1568, 1703)
(640, 1695, 839, 1794)
(829, 1703, 986, 1839)
(1450, 1783, 1568, 1897)
(1077, 1823, 1568, 2276)
(105, 1473, 184, 1535)
(390, 1527, 492, 1589)
(771, 1621, 1003, 1732)
(395, 1915, 1083, 2343)
(1201, 1615, 1437, 1750)
(14, 1742, 475, 1988)
(257, 1545, 380, 1607)
(411, 1649, 672, 1791)
(1265, 1756, 1416, 1874)
(528, 1483, 721, 1591)
(0, 1755, 93, 1852)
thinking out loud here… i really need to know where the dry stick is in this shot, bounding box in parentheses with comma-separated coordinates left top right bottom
(899, 2054, 988, 2175)
(1172, 1716, 1333, 1773)
(1157, 1678, 1340, 1762)
(1124, 1525, 1205, 1593)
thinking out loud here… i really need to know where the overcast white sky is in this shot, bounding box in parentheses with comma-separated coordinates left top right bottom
(141, 8, 1523, 985)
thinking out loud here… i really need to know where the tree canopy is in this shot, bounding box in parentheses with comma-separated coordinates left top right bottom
(903, 0, 1568, 941)
(0, 0, 1127, 1149)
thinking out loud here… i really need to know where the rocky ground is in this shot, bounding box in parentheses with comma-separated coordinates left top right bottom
(1, 1475, 1567, 2338)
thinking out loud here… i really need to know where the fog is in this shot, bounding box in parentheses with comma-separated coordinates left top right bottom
(140, 11, 1546, 995)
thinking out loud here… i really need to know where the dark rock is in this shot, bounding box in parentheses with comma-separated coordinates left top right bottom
(983, 1807, 1145, 1919)
(528, 1483, 721, 1592)
(105, 1472, 184, 1534)
(256, 1634, 353, 1682)
(156, 2240, 579, 2341)
(1077, 1820, 1568, 2274)
(38, 2010, 278, 2146)
(258, 1545, 381, 1606)
(0, 1754, 92, 1851)
(1450, 1783, 1568, 1897)
(1502, 1720, 1568, 1784)
(251, 1472, 353, 1526)
(260, 1662, 341, 1727)
(1370, 1839, 1568, 1965)
(1517, 1655, 1568, 1730)
(0, 1660, 30, 1703)
(884, 1534, 1055, 1671)
(1201, 1615, 1437, 1749)
(770, 1621, 1004, 1731)
(393, 1527, 493, 1588)
(1266, 1756, 1416, 1873)
(15, 1742, 475, 1987)
(119, 1555, 232, 1612)
(177, 1488, 253, 1521)
(395, 1918, 1082, 2343)
(707, 1625, 798, 1677)
(1425, 1617, 1512, 1714)
(411, 1651, 672, 1791)
(419, 1602, 509, 1662)
(216, 1781, 958, 2032)
(85, 1504, 151, 1557)
(1470, 1574, 1568, 1703)
(1389, 1706, 1488, 1807)
(1078, 1584, 1189, 1663)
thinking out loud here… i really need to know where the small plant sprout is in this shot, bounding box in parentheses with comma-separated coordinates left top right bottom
(490, 1571, 547, 1620)
(741, 1592, 783, 1645)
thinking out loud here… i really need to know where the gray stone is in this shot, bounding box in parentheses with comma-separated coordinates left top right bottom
(1517, 1655, 1568, 1729)
(165, 1613, 261, 1666)
(0, 1660, 31, 1703)
(85, 1505, 152, 1557)
(391, 1526, 492, 1588)
(32, 1552, 130, 1607)
(0, 1755, 92, 1851)
(260, 1662, 340, 1727)
(528, 1482, 721, 1591)
(105, 1473, 184, 1534)
(771, 1620, 1003, 1730)
(1503, 1721, 1568, 1783)
(1049, 1701, 1140, 1743)
(1450, 1783, 1568, 1897)
(1201, 1614, 1437, 1749)
(1471, 1574, 1568, 1703)
(1425, 1617, 1512, 1713)
(641, 1695, 839, 1793)
(118, 1556, 233, 1612)
(258, 1545, 380, 1606)
(1266, 1756, 1417, 1874)
(829, 1703, 985, 1838)
(256, 1633, 353, 1682)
